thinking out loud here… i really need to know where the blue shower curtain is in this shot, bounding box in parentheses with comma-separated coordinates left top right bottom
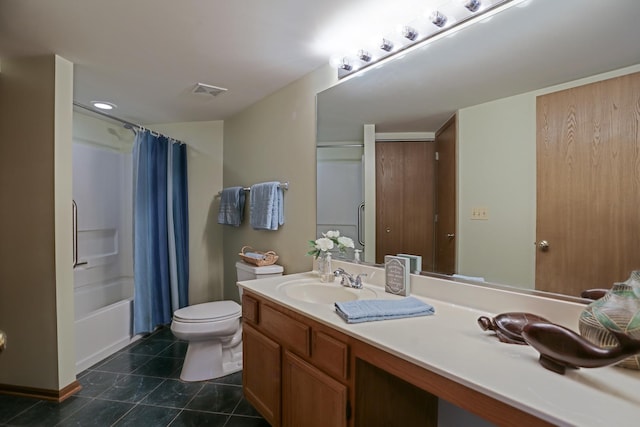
(133, 130, 189, 335)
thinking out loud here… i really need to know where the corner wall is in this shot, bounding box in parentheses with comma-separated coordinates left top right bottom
(0, 55, 75, 391)
(222, 65, 336, 301)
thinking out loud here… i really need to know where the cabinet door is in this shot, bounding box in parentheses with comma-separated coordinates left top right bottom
(243, 324, 281, 426)
(282, 351, 348, 427)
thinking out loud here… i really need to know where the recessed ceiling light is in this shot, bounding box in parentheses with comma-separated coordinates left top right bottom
(91, 101, 116, 110)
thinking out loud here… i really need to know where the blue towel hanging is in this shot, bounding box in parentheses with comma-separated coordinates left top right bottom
(218, 186, 245, 227)
(250, 181, 284, 230)
(334, 297, 435, 324)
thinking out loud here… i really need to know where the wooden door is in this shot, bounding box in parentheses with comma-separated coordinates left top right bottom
(375, 141, 435, 268)
(434, 116, 457, 275)
(536, 72, 640, 296)
(243, 324, 281, 426)
(282, 351, 348, 427)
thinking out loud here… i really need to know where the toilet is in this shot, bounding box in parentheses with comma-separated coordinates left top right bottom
(171, 261, 283, 381)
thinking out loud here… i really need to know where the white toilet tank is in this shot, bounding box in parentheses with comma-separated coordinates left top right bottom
(236, 261, 283, 299)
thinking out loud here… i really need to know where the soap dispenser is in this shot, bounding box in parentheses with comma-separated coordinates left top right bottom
(319, 252, 334, 283)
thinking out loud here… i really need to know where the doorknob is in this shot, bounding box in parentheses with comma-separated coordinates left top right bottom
(447, 233, 455, 239)
(538, 240, 550, 251)
(386, 228, 391, 233)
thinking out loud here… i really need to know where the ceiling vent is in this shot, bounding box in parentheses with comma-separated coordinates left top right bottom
(192, 83, 227, 97)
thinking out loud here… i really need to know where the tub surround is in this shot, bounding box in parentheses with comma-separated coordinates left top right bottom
(238, 260, 640, 427)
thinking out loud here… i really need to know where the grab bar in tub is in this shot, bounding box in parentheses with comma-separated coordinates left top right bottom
(72, 200, 88, 268)
(357, 202, 365, 247)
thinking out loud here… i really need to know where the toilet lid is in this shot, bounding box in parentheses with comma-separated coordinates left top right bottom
(173, 301, 241, 323)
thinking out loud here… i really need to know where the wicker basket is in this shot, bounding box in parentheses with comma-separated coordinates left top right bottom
(238, 246, 279, 266)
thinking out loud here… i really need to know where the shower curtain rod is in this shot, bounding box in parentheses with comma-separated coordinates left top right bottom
(72, 101, 185, 144)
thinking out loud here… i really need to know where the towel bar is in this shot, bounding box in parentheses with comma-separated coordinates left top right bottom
(216, 181, 288, 197)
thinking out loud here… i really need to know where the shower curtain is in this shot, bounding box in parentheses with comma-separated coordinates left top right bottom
(133, 130, 189, 335)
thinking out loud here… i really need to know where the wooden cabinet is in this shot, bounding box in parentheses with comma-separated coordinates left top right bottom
(242, 292, 350, 427)
(242, 323, 281, 426)
(282, 351, 348, 427)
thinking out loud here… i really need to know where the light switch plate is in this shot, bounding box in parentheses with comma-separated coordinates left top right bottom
(471, 207, 489, 220)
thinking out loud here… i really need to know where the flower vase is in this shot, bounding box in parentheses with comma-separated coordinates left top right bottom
(578, 271, 640, 370)
(317, 252, 334, 283)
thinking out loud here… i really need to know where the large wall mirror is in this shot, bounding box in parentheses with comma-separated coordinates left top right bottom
(316, 0, 640, 298)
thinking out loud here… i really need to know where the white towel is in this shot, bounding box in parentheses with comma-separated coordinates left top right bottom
(249, 182, 284, 230)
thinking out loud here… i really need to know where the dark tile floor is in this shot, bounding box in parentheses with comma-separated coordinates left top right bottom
(0, 327, 269, 427)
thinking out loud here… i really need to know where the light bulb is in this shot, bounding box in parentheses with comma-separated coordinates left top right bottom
(430, 11, 448, 27)
(380, 38, 394, 52)
(401, 26, 419, 41)
(357, 50, 372, 62)
(464, 0, 482, 12)
(91, 101, 116, 110)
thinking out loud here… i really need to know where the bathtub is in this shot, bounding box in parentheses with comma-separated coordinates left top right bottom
(74, 277, 141, 373)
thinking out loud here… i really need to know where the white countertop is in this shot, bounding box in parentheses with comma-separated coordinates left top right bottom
(238, 262, 640, 427)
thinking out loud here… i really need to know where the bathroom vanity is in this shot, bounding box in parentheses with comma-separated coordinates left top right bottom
(238, 261, 640, 427)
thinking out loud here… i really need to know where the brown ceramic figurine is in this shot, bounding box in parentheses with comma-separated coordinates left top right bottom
(580, 289, 609, 300)
(477, 312, 550, 345)
(521, 321, 640, 374)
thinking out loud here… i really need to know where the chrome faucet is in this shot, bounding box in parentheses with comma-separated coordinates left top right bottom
(333, 268, 367, 289)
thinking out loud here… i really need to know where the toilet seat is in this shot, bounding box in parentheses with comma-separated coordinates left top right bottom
(173, 301, 241, 323)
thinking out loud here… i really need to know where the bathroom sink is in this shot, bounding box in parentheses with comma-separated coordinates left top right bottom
(277, 278, 378, 304)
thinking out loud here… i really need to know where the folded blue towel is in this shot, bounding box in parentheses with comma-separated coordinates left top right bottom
(250, 181, 284, 230)
(243, 252, 265, 260)
(218, 187, 245, 227)
(335, 297, 435, 324)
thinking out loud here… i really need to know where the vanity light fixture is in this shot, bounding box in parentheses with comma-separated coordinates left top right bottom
(332, 0, 523, 80)
(91, 101, 116, 110)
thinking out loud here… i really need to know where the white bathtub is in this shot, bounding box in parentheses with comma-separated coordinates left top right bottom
(74, 278, 141, 373)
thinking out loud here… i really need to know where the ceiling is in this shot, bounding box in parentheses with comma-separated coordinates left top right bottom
(0, 0, 369, 124)
(2, 1, 639, 130)
(317, 0, 640, 141)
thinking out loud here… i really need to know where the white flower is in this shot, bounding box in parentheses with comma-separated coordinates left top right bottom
(337, 236, 354, 249)
(315, 237, 334, 252)
(324, 230, 340, 239)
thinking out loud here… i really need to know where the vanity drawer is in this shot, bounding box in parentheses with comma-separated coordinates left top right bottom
(312, 330, 349, 380)
(261, 304, 310, 357)
(242, 294, 259, 324)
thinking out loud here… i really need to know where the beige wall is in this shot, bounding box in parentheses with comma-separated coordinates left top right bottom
(457, 63, 640, 289)
(458, 93, 536, 288)
(222, 65, 336, 301)
(149, 121, 225, 304)
(0, 55, 74, 391)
